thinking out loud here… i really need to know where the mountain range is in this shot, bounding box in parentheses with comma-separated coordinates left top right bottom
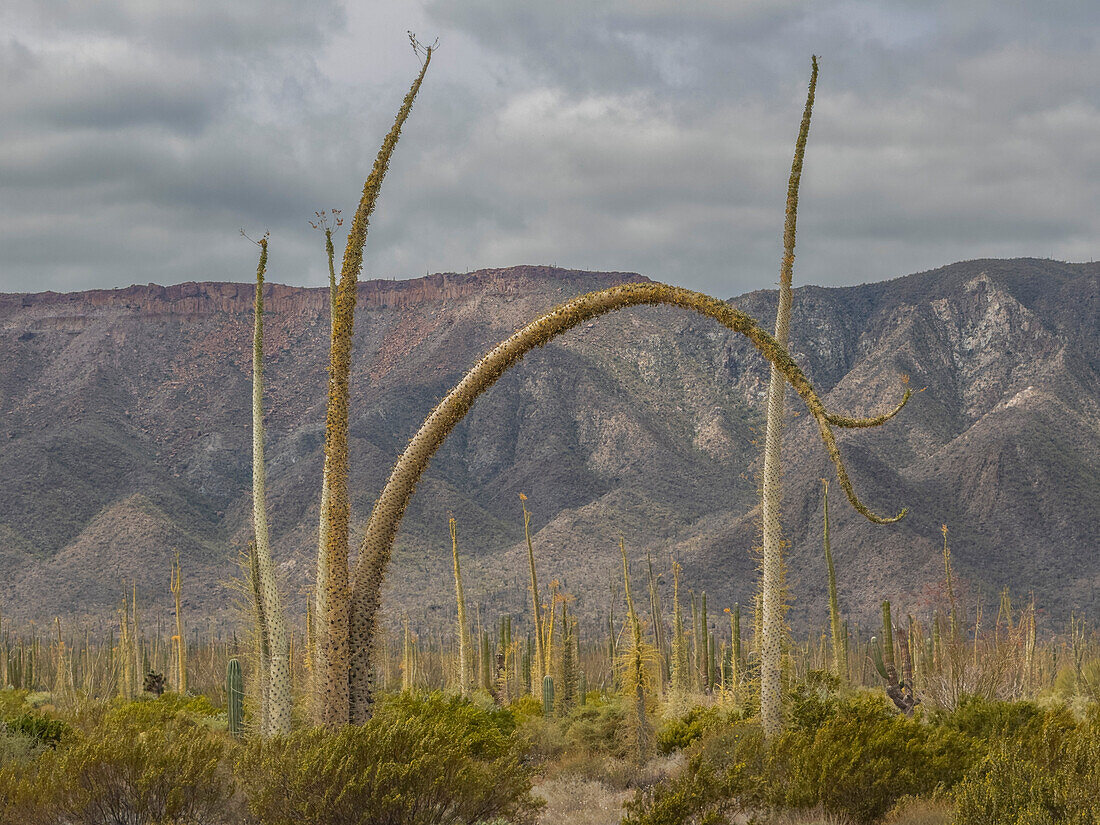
(0, 258, 1097, 640)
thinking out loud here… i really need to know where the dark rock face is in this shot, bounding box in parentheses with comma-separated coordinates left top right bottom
(0, 259, 1097, 636)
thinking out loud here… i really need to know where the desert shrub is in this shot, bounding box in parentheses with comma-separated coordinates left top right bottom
(108, 691, 222, 725)
(656, 703, 738, 755)
(775, 694, 971, 823)
(236, 691, 542, 825)
(622, 719, 769, 825)
(4, 713, 71, 748)
(627, 693, 974, 825)
(509, 694, 544, 719)
(0, 688, 30, 720)
(564, 696, 629, 757)
(54, 712, 234, 824)
(0, 702, 236, 825)
(787, 670, 845, 731)
(952, 712, 1100, 825)
(0, 725, 44, 766)
(935, 695, 1075, 757)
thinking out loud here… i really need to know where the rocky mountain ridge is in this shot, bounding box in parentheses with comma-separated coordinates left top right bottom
(0, 259, 1096, 639)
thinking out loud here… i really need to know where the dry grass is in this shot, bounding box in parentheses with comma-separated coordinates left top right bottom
(533, 776, 632, 825)
(759, 807, 858, 825)
(883, 797, 954, 825)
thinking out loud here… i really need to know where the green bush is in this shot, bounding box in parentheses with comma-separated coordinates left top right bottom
(953, 713, 1100, 825)
(0, 688, 30, 720)
(627, 694, 974, 825)
(656, 704, 737, 755)
(775, 694, 971, 823)
(936, 695, 1074, 756)
(236, 691, 542, 825)
(623, 719, 769, 825)
(4, 713, 71, 748)
(0, 698, 236, 825)
(0, 725, 44, 766)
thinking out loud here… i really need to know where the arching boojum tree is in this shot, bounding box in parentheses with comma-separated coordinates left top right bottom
(342, 280, 911, 723)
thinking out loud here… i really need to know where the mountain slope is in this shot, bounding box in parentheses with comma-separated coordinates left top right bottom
(0, 259, 1096, 635)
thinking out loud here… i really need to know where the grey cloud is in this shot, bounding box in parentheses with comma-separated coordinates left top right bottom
(0, 0, 1097, 297)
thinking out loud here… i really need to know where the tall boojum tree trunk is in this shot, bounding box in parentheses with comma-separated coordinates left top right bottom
(759, 56, 818, 737)
(250, 237, 293, 736)
(313, 49, 432, 728)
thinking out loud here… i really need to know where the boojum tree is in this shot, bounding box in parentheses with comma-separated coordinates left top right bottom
(756, 55, 817, 738)
(249, 235, 293, 736)
(343, 279, 911, 722)
(754, 56, 907, 737)
(311, 42, 433, 728)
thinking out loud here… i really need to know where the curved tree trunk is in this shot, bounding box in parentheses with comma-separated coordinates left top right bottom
(346, 279, 909, 722)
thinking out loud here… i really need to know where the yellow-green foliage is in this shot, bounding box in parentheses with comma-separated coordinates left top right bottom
(628, 690, 973, 825)
(0, 696, 234, 825)
(953, 710, 1100, 824)
(237, 691, 542, 825)
(656, 703, 743, 756)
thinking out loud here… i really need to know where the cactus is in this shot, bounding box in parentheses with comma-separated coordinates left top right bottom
(542, 674, 555, 716)
(314, 44, 433, 728)
(670, 557, 689, 693)
(557, 601, 577, 713)
(942, 524, 959, 641)
(480, 626, 492, 692)
(607, 575, 617, 690)
(579, 670, 587, 706)
(729, 604, 742, 699)
(690, 592, 700, 692)
(619, 538, 655, 762)
(519, 493, 546, 693)
(344, 278, 910, 721)
(450, 516, 473, 695)
(309, 209, 340, 709)
(821, 480, 847, 681)
(170, 548, 187, 694)
(646, 551, 667, 693)
(226, 658, 244, 738)
(871, 600, 918, 714)
(247, 541, 271, 734)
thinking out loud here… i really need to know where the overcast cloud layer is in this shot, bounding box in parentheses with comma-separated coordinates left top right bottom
(0, 0, 1096, 297)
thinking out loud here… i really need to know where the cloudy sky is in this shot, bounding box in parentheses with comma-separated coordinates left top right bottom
(0, 0, 1096, 297)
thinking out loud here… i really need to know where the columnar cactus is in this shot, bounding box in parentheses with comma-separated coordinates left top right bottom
(542, 674, 555, 716)
(821, 480, 847, 681)
(170, 549, 187, 694)
(310, 211, 339, 708)
(558, 600, 577, 713)
(519, 494, 546, 691)
(247, 541, 271, 734)
(450, 516, 472, 694)
(729, 604, 742, 699)
(871, 599, 918, 714)
(671, 558, 689, 693)
(620, 538, 654, 762)
(344, 279, 909, 721)
(226, 658, 244, 738)
(646, 551, 667, 693)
